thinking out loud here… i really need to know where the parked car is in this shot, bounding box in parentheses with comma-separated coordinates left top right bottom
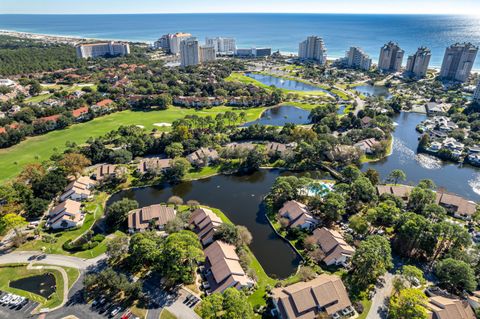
(0, 293, 14, 305)
(110, 306, 123, 317)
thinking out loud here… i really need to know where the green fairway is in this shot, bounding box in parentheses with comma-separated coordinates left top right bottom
(0, 106, 264, 183)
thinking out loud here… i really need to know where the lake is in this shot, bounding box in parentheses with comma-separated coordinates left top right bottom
(243, 105, 311, 127)
(108, 170, 309, 278)
(354, 84, 392, 98)
(363, 112, 480, 201)
(246, 73, 334, 96)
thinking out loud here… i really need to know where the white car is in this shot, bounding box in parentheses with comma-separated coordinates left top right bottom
(9, 295, 22, 306)
(0, 293, 13, 304)
(13, 296, 26, 307)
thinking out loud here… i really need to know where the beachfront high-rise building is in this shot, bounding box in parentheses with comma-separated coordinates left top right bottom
(155, 33, 192, 55)
(76, 42, 130, 59)
(205, 37, 237, 55)
(346, 47, 372, 71)
(378, 42, 404, 73)
(405, 47, 431, 78)
(199, 45, 217, 63)
(474, 81, 480, 103)
(180, 38, 200, 67)
(298, 36, 327, 65)
(439, 43, 478, 83)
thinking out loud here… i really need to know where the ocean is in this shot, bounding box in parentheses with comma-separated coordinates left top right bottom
(1, 14, 480, 68)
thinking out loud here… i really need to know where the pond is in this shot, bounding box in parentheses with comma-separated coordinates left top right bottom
(246, 73, 335, 96)
(108, 170, 335, 278)
(354, 84, 392, 99)
(243, 105, 311, 127)
(10, 273, 56, 299)
(363, 112, 480, 201)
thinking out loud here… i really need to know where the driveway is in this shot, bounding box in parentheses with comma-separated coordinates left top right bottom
(366, 272, 395, 319)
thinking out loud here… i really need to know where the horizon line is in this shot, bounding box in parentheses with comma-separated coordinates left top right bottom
(0, 12, 475, 16)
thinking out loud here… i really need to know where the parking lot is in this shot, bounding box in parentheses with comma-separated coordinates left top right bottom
(0, 291, 38, 319)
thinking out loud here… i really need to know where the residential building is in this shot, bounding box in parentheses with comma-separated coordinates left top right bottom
(376, 185, 414, 201)
(76, 42, 130, 59)
(378, 42, 404, 72)
(346, 47, 372, 71)
(173, 96, 225, 107)
(311, 227, 355, 267)
(186, 147, 219, 166)
(180, 37, 200, 67)
(265, 142, 296, 158)
(91, 99, 114, 113)
(199, 45, 217, 63)
(298, 36, 327, 65)
(137, 157, 172, 175)
(439, 43, 478, 82)
(59, 176, 95, 202)
(47, 200, 83, 230)
(426, 102, 451, 116)
(93, 164, 124, 181)
(354, 138, 380, 155)
(127, 204, 176, 232)
(436, 191, 477, 220)
(405, 47, 431, 78)
(202, 240, 255, 294)
(468, 291, 480, 309)
(205, 37, 236, 55)
(474, 81, 480, 103)
(71, 106, 89, 121)
(189, 208, 223, 246)
(0, 79, 15, 87)
(278, 200, 317, 229)
(235, 47, 272, 58)
(154, 33, 192, 54)
(271, 274, 354, 319)
(427, 296, 475, 319)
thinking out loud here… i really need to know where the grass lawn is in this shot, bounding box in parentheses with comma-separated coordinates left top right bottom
(357, 298, 373, 319)
(160, 309, 177, 319)
(0, 264, 74, 310)
(0, 106, 264, 183)
(185, 165, 221, 180)
(18, 192, 109, 258)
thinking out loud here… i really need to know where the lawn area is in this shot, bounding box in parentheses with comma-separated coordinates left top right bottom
(160, 309, 177, 319)
(184, 165, 221, 180)
(18, 192, 109, 258)
(0, 106, 264, 183)
(357, 298, 372, 319)
(0, 264, 75, 310)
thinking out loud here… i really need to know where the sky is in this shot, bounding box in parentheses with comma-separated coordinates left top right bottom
(1, 0, 479, 15)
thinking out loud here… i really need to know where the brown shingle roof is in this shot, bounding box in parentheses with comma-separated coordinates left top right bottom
(189, 208, 223, 245)
(311, 228, 355, 265)
(427, 296, 475, 319)
(137, 158, 172, 174)
(271, 274, 353, 319)
(127, 204, 176, 230)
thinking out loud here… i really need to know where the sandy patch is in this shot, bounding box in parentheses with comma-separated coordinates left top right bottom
(136, 125, 145, 129)
(153, 122, 172, 127)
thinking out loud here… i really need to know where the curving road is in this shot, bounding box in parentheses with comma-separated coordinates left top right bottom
(0, 251, 106, 269)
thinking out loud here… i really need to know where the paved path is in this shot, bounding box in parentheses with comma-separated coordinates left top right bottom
(366, 272, 395, 319)
(0, 251, 106, 270)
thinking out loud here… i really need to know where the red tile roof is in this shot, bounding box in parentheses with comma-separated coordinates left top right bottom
(96, 99, 114, 107)
(39, 114, 61, 122)
(72, 106, 89, 118)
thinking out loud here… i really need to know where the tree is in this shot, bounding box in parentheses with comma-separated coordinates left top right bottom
(128, 231, 163, 269)
(349, 215, 370, 236)
(163, 158, 191, 183)
(198, 288, 254, 319)
(389, 288, 428, 319)
(388, 169, 407, 185)
(350, 235, 393, 290)
(105, 198, 138, 231)
(106, 235, 129, 264)
(364, 168, 380, 185)
(350, 177, 377, 204)
(241, 148, 264, 172)
(58, 152, 91, 176)
(167, 196, 183, 208)
(400, 265, 426, 287)
(214, 223, 239, 246)
(319, 192, 346, 224)
(165, 217, 185, 233)
(236, 225, 253, 246)
(159, 230, 204, 285)
(1, 213, 27, 237)
(434, 258, 476, 294)
(407, 186, 436, 214)
(165, 142, 184, 158)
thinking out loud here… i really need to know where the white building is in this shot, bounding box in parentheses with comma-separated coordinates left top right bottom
(440, 43, 478, 83)
(48, 200, 83, 230)
(76, 42, 130, 59)
(474, 81, 480, 103)
(346, 47, 372, 71)
(199, 45, 217, 63)
(0, 79, 15, 87)
(180, 37, 200, 67)
(378, 42, 404, 73)
(205, 37, 236, 55)
(298, 36, 327, 65)
(406, 47, 431, 78)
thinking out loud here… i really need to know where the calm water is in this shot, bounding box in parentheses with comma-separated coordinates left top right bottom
(1, 14, 480, 68)
(108, 170, 303, 278)
(246, 73, 333, 95)
(363, 112, 480, 201)
(10, 273, 56, 298)
(243, 105, 310, 127)
(354, 84, 392, 98)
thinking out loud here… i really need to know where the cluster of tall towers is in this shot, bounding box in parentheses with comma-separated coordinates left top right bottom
(297, 36, 479, 82)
